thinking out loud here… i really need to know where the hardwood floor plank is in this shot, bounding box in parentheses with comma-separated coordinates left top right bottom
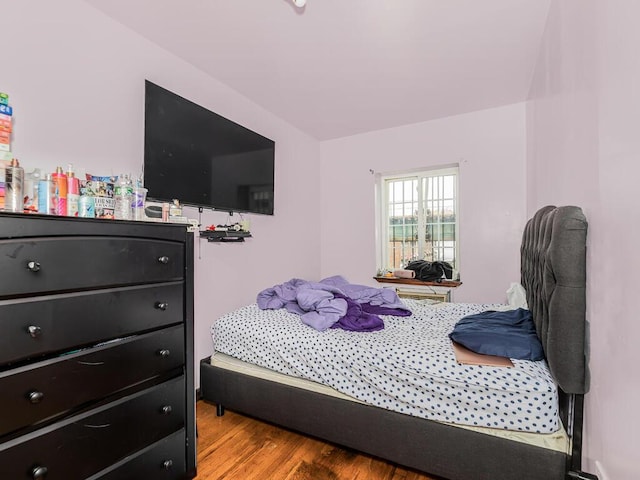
(195, 400, 438, 480)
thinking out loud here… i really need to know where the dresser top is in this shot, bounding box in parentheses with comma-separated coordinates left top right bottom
(0, 212, 192, 242)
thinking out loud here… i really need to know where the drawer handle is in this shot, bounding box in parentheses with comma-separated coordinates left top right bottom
(27, 261, 41, 272)
(158, 255, 170, 264)
(28, 391, 45, 404)
(161, 405, 173, 415)
(28, 325, 42, 338)
(32, 466, 48, 479)
(77, 361, 105, 366)
(155, 302, 169, 311)
(158, 349, 171, 358)
(163, 459, 173, 470)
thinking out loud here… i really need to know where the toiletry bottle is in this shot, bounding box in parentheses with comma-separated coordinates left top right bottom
(66, 164, 80, 217)
(24, 168, 42, 212)
(38, 173, 55, 214)
(51, 166, 68, 216)
(78, 194, 95, 218)
(162, 202, 170, 222)
(4, 158, 24, 212)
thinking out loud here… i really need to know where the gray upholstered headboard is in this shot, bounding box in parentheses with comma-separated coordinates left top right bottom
(520, 205, 588, 394)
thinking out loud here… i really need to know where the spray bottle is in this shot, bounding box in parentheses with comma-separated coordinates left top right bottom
(4, 158, 24, 212)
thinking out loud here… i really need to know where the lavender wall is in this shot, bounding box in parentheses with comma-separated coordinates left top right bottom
(527, 1, 639, 478)
(320, 104, 527, 303)
(3, 1, 322, 385)
(6, 4, 633, 476)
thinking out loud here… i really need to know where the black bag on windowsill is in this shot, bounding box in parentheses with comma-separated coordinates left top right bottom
(405, 260, 453, 282)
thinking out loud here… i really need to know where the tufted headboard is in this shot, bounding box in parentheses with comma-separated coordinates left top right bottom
(520, 205, 588, 394)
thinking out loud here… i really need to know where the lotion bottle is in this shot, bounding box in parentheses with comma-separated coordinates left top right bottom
(66, 164, 80, 217)
(51, 166, 67, 216)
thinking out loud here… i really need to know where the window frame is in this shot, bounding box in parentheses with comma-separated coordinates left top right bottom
(375, 165, 459, 278)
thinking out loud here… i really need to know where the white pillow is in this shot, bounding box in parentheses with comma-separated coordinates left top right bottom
(494, 282, 529, 311)
(507, 282, 528, 309)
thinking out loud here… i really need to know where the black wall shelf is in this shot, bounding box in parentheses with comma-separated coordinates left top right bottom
(199, 230, 252, 242)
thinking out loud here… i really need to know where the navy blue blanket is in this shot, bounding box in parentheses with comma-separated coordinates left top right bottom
(449, 308, 544, 361)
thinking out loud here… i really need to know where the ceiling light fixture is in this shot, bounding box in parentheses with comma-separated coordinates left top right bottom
(292, 0, 307, 8)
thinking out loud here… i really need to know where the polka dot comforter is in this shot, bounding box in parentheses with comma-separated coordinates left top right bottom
(211, 300, 560, 433)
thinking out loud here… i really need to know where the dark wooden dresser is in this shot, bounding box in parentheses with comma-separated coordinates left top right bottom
(0, 212, 196, 479)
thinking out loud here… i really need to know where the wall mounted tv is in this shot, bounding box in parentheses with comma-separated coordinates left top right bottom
(143, 80, 275, 215)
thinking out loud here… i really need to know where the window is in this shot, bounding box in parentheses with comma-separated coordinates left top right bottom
(376, 166, 459, 277)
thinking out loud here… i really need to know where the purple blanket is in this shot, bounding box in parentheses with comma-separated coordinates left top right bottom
(256, 275, 411, 331)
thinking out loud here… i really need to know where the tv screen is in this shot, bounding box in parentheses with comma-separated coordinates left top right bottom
(143, 80, 275, 215)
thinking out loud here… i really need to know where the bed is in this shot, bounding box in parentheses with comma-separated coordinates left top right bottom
(200, 205, 597, 480)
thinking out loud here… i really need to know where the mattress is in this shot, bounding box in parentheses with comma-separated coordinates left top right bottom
(211, 300, 562, 434)
(210, 351, 569, 453)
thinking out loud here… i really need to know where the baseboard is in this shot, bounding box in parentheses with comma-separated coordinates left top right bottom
(595, 461, 609, 480)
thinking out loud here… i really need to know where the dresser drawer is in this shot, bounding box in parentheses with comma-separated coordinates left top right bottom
(0, 376, 186, 480)
(0, 283, 184, 365)
(94, 429, 187, 480)
(0, 325, 185, 437)
(0, 236, 184, 297)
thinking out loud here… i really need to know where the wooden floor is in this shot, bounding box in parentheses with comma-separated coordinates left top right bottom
(195, 400, 438, 480)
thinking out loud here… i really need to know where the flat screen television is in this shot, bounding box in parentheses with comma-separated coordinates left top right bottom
(143, 80, 275, 215)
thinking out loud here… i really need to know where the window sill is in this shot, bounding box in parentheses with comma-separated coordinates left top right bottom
(373, 276, 462, 288)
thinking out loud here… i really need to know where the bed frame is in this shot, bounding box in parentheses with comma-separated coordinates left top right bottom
(200, 205, 597, 480)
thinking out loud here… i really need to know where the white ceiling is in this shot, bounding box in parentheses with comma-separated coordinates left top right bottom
(83, 0, 550, 140)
